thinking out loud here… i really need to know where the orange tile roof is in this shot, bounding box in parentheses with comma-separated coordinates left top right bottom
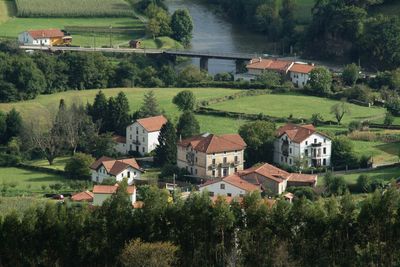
(136, 115, 167, 132)
(112, 135, 126, 144)
(276, 123, 317, 143)
(71, 191, 94, 202)
(90, 157, 142, 176)
(289, 63, 315, 74)
(178, 133, 246, 154)
(288, 173, 317, 184)
(27, 29, 64, 39)
(93, 185, 135, 194)
(238, 163, 290, 184)
(246, 58, 293, 72)
(200, 174, 260, 192)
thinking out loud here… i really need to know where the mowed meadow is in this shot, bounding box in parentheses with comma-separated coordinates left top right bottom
(15, 0, 135, 17)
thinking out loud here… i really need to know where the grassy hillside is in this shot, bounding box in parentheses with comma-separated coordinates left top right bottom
(210, 93, 386, 124)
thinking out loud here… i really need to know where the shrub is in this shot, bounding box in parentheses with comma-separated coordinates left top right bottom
(348, 121, 362, 133)
(64, 153, 94, 180)
(357, 174, 372, 193)
(324, 172, 348, 196)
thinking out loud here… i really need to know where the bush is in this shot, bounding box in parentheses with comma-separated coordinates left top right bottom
(287, 186, 316, 201)
(64, 153, 94, 180)
(348, 121, 362, 133)
(159, 164, 189, 181)
(357, 174, 372, 193)
(324, 172, 348, 196)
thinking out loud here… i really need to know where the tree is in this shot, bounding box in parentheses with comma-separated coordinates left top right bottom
(238, 120, 276, 167)
(120, 239, 178, 267)
(4, 108, 22, 144)
(177, 65, 208, 86)
(384, 111, 394, 126)
(147, 19, 161, 39)
(357, 174, 372, 193)
(307, 67, 332, 96)
(64, 153, 94, 179)
(324, 172, 348, 196)
(87, 90, 108, 132)
(330, 101, 351, 125)
(154, 121, 177, 166)
(172, 90, 196, 111)
(310, 113, 324, 126)
(112, 92, 131, 136)
(171, 9, 193, 46)
(255, 71, 282, 87)
(331, 136, 358, 167)
(138, 90, 162, 118)
(0, 111, 7, 144)
(342, 63, 360, 86)
(176, 111, 200, 139)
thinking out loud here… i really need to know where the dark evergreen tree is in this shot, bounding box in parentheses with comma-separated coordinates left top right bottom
(87, 90, 108, 132)
(176, 111, 200, 139)
(113, 92, 131, 136)
(138, 90, 161, 118)
(154, 121, 177, 166)
(4, 108, 22, 144)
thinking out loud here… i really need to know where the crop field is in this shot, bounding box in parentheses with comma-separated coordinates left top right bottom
(209, 93, 386, 124)
(15, 0, 135, 17)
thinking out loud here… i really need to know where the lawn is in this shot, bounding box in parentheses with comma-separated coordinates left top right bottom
(0, 87, 245, 133)
(210, 93, 386, 124)
(26, 156, 70, 171)
(341, 166, 400, 185)
(352, 140, 400, 165)
(0, 167, 66, 193)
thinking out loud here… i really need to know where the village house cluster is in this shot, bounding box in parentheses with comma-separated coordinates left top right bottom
(74, 114, 332, 206)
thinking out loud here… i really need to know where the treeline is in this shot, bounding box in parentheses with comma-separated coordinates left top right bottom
(1, 185, 400, 266)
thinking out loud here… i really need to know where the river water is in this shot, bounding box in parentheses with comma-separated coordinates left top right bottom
(166, 0, 272, 74)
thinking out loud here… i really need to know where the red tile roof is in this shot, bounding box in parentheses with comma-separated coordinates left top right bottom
(71, 191, 94, 202)
(112, 135, 126, 144)
(200, 174, 260, 192)
(287, 173, 317, 185)
(238, 163, 290, 184)
(178, 133, 246, 154)
(246, 58, 293, 73)
(27, 29, 64, 39)
(136, 115, 167, 132)
(90, 157, 142, 176)
(289, 63, 315, 74)
(93, 184, 135, 194)
(276, 123, 317, 143)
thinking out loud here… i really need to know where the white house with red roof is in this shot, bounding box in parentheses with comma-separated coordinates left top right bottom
(92, 184, 136, 206)
(177, 133, 246, 178)
(90, 156, 144, 184)
(274, 123, 331, 168)
(18, 29, 71, 46)
(125, 115, 167, 155)
(288, 62, 315, 88)
(199, 173, 260, 198)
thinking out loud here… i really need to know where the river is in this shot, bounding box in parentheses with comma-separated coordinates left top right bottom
(166, 0, 272, 74)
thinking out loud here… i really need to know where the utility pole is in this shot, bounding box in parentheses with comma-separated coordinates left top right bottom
(109, 25, 112, 48)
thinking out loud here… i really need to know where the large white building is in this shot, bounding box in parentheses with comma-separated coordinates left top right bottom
(18, 29, 71, 46)
(90, 156, 144, 185)
(274, 124, 332, 168)
(125, 115, 167, 155)
(288, 63, 315, 88)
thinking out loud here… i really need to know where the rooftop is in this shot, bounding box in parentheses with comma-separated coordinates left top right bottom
(92, 184, 135, 194)
(276, 123, 318, 143)
(90, 156, 142, 176)
(246, 58, 293, 72)
(136, 115, 167, 132)
(200, 174, 260, 192)
(27, 29, 64, 39)
(178, 133, 246, 154)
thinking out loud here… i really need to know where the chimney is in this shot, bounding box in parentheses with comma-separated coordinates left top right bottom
(250, 59, 253, 64)
(258, 57, 262, 62)
(308, 62, 315, 66)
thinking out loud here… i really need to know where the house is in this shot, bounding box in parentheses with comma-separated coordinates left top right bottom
(238, 163, 317, 195)
(129, 40, 141, 48)
(90, 156, 144, 184)
(92, 184, 136, 206)
(199, 173, 261, 198)
(113, 135, 127, 155)
(177, 133, 246, 178)
(288, 63, 315, 88)
(18, 29, 72, 46)
(125, 115, 167, 155)
(274, 124, 332, 168)
(71, 191, 94, 202)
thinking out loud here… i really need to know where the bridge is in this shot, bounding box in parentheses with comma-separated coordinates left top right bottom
(19, 45, 261, 71)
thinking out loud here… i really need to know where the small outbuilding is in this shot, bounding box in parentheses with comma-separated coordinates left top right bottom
(129, 40, 141, 48)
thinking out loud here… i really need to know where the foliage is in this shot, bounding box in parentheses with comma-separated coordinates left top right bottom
(172, 90, 196, 111)
(342, 63, 361, 86)
(255, 71, 282, 88)
(238, 120, 276, 167)
(154, 121, 177, 167)
(310, 113, 324, 126)
(330, 101, 351, 124)
(324, 172, 348, 196)
(137, 90, 162, 118)
(171, 9, 193, 46)
(120, 239, 178, 267)
(177, 65, 208, 86)
(64, 153, 94, 180)
(15, 0, 134, 17)
(306, 67, 332, 96)
(384, 111, 394, 126)
(176, 111, 200, 139)
(356, 174, 372, 193)
(348, 120, 362, 133)
(331, 136, 358, 167)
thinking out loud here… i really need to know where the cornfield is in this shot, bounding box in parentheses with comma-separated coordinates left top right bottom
(15, 0, 135, 17)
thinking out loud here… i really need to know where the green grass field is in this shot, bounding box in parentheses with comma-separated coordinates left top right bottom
(26, 157, 70, 171)
(353, 140, 400, 165)
(0, 167, 66, 192)
(210, 93, 386, 124)
(0, 196, 51, 215)
(0, 87, 245, 134)
(341, 166, 400, 185)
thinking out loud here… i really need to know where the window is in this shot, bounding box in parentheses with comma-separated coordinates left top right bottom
(143, 137, 145, 142)
(234, 167, 237, 173)
(195, 169, 198, 175)
(130, 134, 132, 139)
(212, 170, 215, 176)
(314, 139, 317, 144)
(289, 158, 292, 164)
(234, 150, 237, 153)
(324, 138, 326, 143)
(227, 193, 232, 197)
(305, 141, 308, 145)
(142, 147, 145, 153)
(224, 151, 226, 154)
(96, 176, 99, 182)
(234, 155, 238, 162)
(223, 168, 228, 176)
(134, 171, 136, 176)
(212, 158, 216, 165)
(323, 147, 326, 154)
(220, 183, 225, 190)
(213, 153, 215, 156)
(195, 157, 198, 163)
(304, 149, 308, 156)
(323, 159, 326, 166)
(289, 148, 292, 154)
(209, 192, 214, 197)
(223, 157, 227, 163)
(142, 129, 145, 134)
(281, 156, 283, 162)
(136, 127, 138, 134)
(127, 171, 130, 178)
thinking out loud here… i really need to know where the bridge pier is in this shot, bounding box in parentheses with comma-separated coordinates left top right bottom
(200, 57, 209, 72)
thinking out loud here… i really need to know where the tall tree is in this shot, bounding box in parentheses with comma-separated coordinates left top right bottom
(138, 90, 162, 118)
(154, 121, 177, 166)
(176, 111, 200, 139)
(171, 9, 194, 46)
(172, 90, 196, 111)
(306, 67, 332, 96)
(88, 90, 108, 132)
(113, 92, 131, 136)
(4, 108, 22, 144)
(342, 63, 361, 86)
(330, 101, 351, 124)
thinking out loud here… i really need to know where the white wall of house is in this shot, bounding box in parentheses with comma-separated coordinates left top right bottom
(199, 181, 251, 197)
(18, 32, 51, 45)
(91, 165, 111, 183)
(274, 133, 331, 168)
(114, 142, 128, 155)
(91, 165, 142, 185)
(289, 71, 311, 88)
(126, 122, 160, 155)
(93, 191, 136, 206)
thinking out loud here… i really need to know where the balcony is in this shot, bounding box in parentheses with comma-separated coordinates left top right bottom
(221, 162, 232, 168)
(209, 164, 217, 170)
(132, 140, 141, 145)
(311, 142, 322, 147)
(234, 160, 241, 166)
